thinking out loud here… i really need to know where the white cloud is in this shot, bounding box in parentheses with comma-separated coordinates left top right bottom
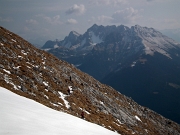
(97, 15, 113, 23)
(66, 4, 86, 15)
(43, 15, 62, 25)
(89, 0, 127, 6)
(112, 7, 141, 24)
(88, 15, 113, 25)
(156, 18, 180, 29)
(66, 19, 78, 24)
(26, 19, 38, 25)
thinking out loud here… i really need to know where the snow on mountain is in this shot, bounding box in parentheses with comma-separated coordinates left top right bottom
(0, 87, 118, 135)
(43, 24, 180, 60)
(89, 31, 103, 45)
(46, 24, 180, 125)
(132, 25, 180, 58)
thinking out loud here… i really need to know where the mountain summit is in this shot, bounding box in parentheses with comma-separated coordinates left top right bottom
(43, 24, 180, 124)
(1, 26, 180, 134)
(132, 25, 180, 58)
(43, 24, 180, 59)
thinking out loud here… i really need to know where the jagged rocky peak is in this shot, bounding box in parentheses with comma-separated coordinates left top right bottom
(87, 24, 117, 36)
(43, 24, 180, 52)
(1, 26, 180, 135)
(63, 31, 80, 43)
(85, 24, 119, 45)
(89, 24, 99, 30)
(68, 30, 81, 38)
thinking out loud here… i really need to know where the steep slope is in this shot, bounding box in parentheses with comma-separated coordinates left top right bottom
(46, 24, 180, 124)
(100, 26, 180, 124)
(1, 26, 180, 135)
(0, 87, 118, 135)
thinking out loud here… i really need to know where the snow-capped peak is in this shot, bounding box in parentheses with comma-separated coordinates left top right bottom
(132, 25, 180, 58)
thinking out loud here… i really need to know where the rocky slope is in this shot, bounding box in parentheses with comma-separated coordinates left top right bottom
(44, 24, 180, 124)
(1, 26, 180, 135)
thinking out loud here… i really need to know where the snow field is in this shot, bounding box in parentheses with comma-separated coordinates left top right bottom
(0, 87, 119, 135)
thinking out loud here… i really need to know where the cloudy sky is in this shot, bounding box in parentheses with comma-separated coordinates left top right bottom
(0, 0, 180, 45)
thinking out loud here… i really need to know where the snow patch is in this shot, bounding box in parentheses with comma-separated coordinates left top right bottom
(131, 61, 136, 67)
(89, 31, 102, 44)
(58, 91, 70, 108)
(51, 102, 59, 107)
(18, 55, 23, 58)
(3, 69, 11, 74)
(117, 119, 124, 124)
(13, 66, 21, 69)
(17, 45, 21, 48)
(68, 86, 73, 91)
(4, 74, 18, 90)
(54, 44, 59, 48)
(75, 64, 82, 67)
(43, 81, 49, 86)
(79, 107, 91, 115)
(11, 39, 16, 42)
(135, 115, 142, 122)
(21, 50, 28, 55)
(44, 95, 49, 99)
(45, 89, 48, 92)
(100, 101, 104, 105)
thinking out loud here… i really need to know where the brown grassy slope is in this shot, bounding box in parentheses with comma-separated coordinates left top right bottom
(0, 26, 180, 135)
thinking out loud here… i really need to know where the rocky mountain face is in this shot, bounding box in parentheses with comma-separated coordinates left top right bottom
(1, 26, 180, 134)
(43, 24, 180, 124)
(42, 24, 129, 51)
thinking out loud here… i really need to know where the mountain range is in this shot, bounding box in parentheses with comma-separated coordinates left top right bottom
(42, 24, 180, 124)
(1, 26, 180, 134)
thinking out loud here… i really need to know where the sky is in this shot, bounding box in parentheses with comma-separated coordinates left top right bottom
(0, 86, 118, 135)
(0, 0, 180, 45)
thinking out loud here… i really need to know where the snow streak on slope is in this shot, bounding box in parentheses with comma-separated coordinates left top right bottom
(0, 87, 118, 135)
